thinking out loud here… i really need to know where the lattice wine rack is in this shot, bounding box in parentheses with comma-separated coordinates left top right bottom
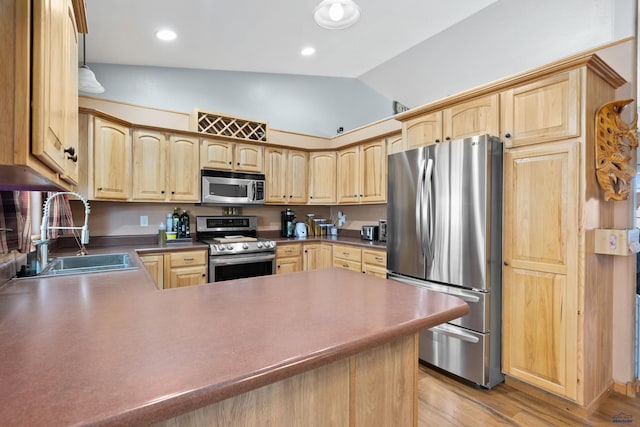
(191, 109, 268, 142)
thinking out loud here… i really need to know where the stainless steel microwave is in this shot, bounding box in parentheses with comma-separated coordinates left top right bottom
(201, 170, 266, 205)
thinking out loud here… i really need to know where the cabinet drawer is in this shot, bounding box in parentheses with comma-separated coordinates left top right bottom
(333, 245, 362, 262)
(333, 258, 361, 272)
(169, 250, 207, 267)
(276, 244, 302, 257)
(362, 250, 386, 267)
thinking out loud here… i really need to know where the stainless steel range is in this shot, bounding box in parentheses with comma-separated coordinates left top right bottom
(196, 216, 276, 282)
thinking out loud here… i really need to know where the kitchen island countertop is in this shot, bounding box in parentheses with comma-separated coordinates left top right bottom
(0, 264, 467, 425)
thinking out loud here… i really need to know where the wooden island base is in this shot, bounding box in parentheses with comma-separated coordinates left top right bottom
(155, 334, 418, 427)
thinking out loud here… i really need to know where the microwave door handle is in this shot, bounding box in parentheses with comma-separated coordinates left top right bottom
(249, 181, 255, 202)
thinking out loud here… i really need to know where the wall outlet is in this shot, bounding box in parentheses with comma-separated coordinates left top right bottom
(140, 215, 149, 227)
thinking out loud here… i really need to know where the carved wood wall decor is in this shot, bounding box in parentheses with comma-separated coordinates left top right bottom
(595, 99, 638, 201)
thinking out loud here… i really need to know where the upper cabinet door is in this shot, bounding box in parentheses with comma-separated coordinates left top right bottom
(287, 150, 308, 204)
(386, 133, 404, 155)
(132, 130, 166, 200)
(308, 152, 336, 204)
(235, 143, 263, 173)
(200, 138, 233, 170)
(360, 139, 386, 203)
(265, 147, 287, 203)
(168, 135, 200, 202)
(403, 111, 442, 149)
(337, 147, 359, 204)
(93, 118, 131, 200)
(32, 0, 78, 177)
(443, 93, 499, 141)
(501, 70, 580, 148)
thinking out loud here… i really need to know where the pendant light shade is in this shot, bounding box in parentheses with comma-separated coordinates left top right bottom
(314, 0, 360, 30)
(78, 34, 104, 93)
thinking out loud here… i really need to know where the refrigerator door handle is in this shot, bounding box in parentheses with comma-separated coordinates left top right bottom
(429, 324, 480, 343)
(416, 159, 426, 257)
(424, 158, 434, 261)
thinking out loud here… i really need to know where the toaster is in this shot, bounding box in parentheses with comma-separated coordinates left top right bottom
(378, 219, 387, 242)
(361, 225, 379, 241)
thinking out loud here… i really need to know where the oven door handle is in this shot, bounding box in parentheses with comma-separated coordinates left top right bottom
(210, 253, 275, 266)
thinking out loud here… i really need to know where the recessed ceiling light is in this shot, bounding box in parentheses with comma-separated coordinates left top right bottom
(301, 47, 316, 56)
(156, 29, 177, 41)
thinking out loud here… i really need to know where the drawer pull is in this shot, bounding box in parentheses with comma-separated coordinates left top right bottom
(375, 257, 383, 261)
(342, 263, 349, 268)
(183, 257, 194, 261)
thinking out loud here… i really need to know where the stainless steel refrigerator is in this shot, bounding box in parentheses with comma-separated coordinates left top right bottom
(387, 134, 503, 388)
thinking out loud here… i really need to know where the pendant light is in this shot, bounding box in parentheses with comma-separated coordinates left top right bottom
(78, 34, 104, 93)
(314, 0, 361, 30)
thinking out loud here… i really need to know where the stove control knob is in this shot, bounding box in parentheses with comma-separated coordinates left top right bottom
(226, 244, 233, 250)
(267, 241, 274, 248)
(242, 243, 249, 249)
(257, 242, 263, 249)
(217, 245, 225, 251)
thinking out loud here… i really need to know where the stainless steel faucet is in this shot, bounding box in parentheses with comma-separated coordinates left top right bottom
(37, 191, 90, 272)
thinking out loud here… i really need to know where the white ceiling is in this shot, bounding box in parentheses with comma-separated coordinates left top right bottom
(84, 0, 498, 78)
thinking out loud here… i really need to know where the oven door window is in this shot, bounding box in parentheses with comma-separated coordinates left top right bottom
(211, 255, 274, 282)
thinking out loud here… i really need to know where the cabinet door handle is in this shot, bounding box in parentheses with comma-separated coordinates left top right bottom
(505, 133, 512, 138)
(97, 187, 103, 191)
(161, 190, 165, 194)
(435, 139, 440, 143)
(445, 136, 451, 141)
(202, 273, 206, 277)
(503, 261, 509, 266)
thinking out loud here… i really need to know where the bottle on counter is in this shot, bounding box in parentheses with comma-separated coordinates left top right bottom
(172, 207, 180, 235)
(166, 213, 174, 232)
(158, 222, 167, 247)
(180, 210, 190, 238)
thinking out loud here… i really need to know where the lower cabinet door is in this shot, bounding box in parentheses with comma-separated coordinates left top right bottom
(168, 265, 208, 288)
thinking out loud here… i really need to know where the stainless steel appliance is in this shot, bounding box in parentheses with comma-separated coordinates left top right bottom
(196, 215, 276, 282)
(361, 225, 379, 241)
(201, 170, 265, 205)
(281, 209, 295, 238)
(378, 219, 387, 242)
(387, 134, 503, 388)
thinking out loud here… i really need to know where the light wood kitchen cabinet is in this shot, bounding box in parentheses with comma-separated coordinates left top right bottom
(31, 0, 80, 186)
(442, 94, 499, 141)
(333, 244, 362, 272)
(308, 152, 337, 204)
(403, 111, 442, 149)
(132, 131, 200, 202)
(303, 243, 333, 271)
(337, 140, 386, 204)
(500, 57, 624, 406)
(503, 140, 579, 400)
(168, 135, 200, 202)
(140, 249, 208, 290)
(276, 243, 302, 274)
(140, 254, 164, 289)
(165, 249, 208, 289)
(1, 0, 84, 190)
(501, 70, 580, 148)
(200, 138, 264, 173)
(362, 249, 387, 278)
(386, 133, 404, 155)
(92, 117, 131, 200)
(265, 148, 307, 204)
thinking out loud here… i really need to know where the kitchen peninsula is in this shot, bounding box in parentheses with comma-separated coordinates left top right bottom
(0, 261, 468, 426)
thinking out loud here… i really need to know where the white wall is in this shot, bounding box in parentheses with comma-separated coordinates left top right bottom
(360, 0, 636, 108)
(85, 64, 394, 138)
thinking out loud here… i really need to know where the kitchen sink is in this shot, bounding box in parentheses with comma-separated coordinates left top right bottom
(39, 253, 138, 276)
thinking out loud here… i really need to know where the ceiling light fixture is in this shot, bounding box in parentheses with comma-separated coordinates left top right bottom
(301, 46, 316, 56)
(314, 0, 360, 30)
(156, 29, 177, 41)
(78, 34, 104, 94)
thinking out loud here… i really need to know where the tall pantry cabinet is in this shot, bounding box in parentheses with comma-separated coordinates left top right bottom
(396, 54, 627, 407)
(501, 58, 625, 406)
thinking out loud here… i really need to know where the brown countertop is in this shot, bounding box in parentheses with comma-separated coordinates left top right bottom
(0, 265, 467, 425)
(271, 235, 387, 250)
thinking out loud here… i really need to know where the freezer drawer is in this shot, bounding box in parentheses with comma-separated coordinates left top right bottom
(388, 273, 490, 332)
(419, 324, 502, 388)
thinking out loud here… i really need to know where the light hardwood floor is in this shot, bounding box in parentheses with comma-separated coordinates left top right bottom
(418, 363, 640, 426)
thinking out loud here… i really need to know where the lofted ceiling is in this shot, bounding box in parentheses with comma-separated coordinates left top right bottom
(83, 0, 498, 79)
